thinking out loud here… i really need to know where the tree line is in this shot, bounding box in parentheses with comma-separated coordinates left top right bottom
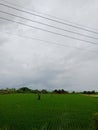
(0, 87, 97, 94)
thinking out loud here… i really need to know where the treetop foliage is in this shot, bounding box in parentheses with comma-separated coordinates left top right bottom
(0, 87, 97, 94)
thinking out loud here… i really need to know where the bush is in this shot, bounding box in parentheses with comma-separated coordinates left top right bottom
(94, 113, 98, 130)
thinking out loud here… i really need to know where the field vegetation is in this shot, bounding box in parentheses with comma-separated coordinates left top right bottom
(0, 92, 98, 130)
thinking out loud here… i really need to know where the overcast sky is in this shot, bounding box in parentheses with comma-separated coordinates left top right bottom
(0, 0, 98, 91)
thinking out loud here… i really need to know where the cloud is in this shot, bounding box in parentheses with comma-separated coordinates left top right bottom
(0, 0, 98, 91)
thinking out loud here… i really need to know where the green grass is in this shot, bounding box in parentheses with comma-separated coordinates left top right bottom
(0, 94, 98, 130)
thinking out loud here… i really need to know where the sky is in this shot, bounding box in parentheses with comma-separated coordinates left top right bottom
(0, 0, 98, 91)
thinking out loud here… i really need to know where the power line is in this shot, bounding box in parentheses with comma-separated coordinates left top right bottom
(1, 0, 98, 33)
(1, 30, 98, 54)
(0, 2, 98, 35)
(0, 16, 98, 46)
(0, 10, 98, 41)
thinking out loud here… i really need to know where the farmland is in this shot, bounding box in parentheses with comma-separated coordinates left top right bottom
(0, 94, 98, 130)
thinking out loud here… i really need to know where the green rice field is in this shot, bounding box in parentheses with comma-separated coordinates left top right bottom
(0, 94, 98, 130)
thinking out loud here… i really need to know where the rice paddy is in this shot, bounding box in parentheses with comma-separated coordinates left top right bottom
(0, 94, 98, 130)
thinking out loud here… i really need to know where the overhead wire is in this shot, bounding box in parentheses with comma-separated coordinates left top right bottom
(0, 30, 98, 54)
(0, 10, 98, 41)
(1, 0, 98, 33)
(0, 1, 98, 53)
(0, 2, 98, 35)
(0, 16, 98, 46)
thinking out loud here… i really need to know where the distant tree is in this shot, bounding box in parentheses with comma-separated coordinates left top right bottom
(92, 90, 96, 94)
(53, 89, 69, 94)
(83, 91, 86, 94)
(32, 89, 40, 94)
(0, 88, 16, 94)
(53, 89, 58, 93)
(82, 90, 96, 94)
(41, 89, 48, 94)
(72, 91, 75, 94)
(17, 87, 32, 93)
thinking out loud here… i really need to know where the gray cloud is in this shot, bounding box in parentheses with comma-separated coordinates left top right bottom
(0, 0, 98, 91)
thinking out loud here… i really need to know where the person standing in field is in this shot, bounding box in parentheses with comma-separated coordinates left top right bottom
(38, 93, 41, 100)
